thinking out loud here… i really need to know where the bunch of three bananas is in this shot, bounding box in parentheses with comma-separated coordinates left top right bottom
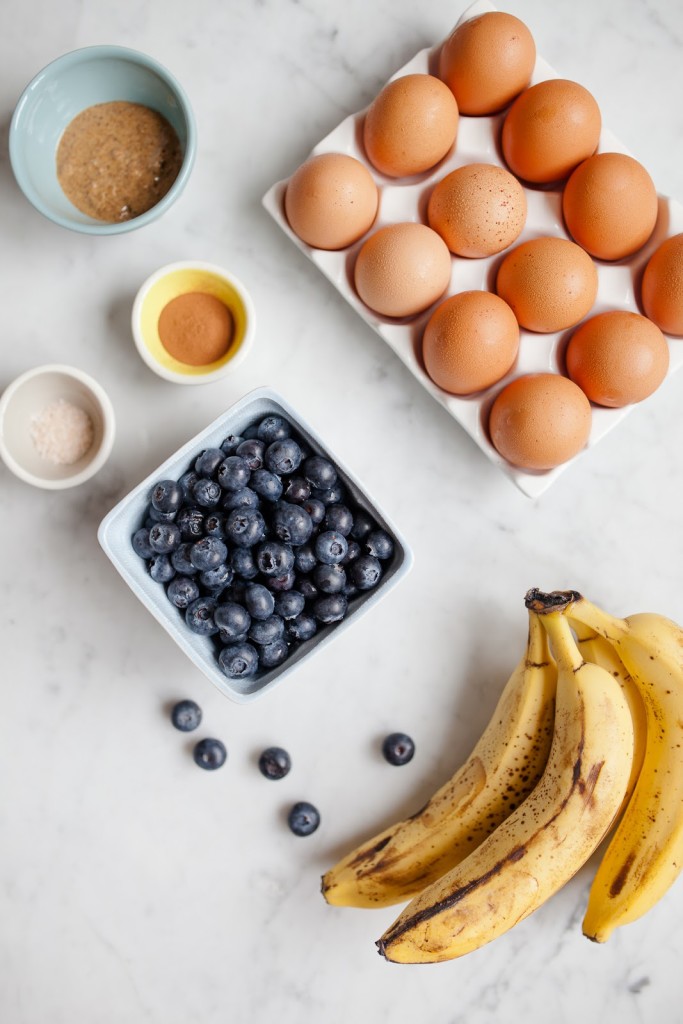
(321, 589, 683, 964)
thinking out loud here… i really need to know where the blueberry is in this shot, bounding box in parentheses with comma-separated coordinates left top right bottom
(341, 540, 362, 565)
(302, 497, 325, 525)
(176, 506, 205, 541)
(149, 554, 176, 584)
(350, 554, 382, 591)
(265, 438, 303, 476)
(294, 544, 317, 574)
(286, 612, 318, 642)
(203, 512, 225, 538)
(382, 732, 415, 766)
(220, 434, 244, 455)
(236, 438, 266, 470)
(288, 801, 320, 836)
(178, 470, 200, 501)
(215, 601, 251, 640)
(303, 455, 337, 490)
(245, 583, 275, 620)
(222, 486, 260, 512)
(256, 541, 295, 577)
(298, 577, 319, 601)
(218, 629, 248, 646)
(225, 508, 266, 548)
(284, 476, 311, 504)
(350, 509, 374, 541)
(185, 596, 219, 636)
(315, 530, 348, 565)
(249, 614, 285, 646)
(167, 575, 201, 609)
(260, 638, 290, 668)
(151, 479, 184, 514)
(343, 582, 359, 600)
(324, 504, 354, 536)
(366, 529, 395, 561)
(273, 502, 313, 545)
(224, 580, 247, 606)
(171, 543, 198, 576)
(132, 527, 154, 560)
(265, 570, 297, 593)
(313, 562, 346, 594)
(194, 448, 224, 477)
(257, 415, 291, 443)
(193, 737, 227, 770)
(242, 423, 261, 440)
(230, 546, 259, 580)
(147, 504, 177, 523)
(149, 522, 181, 554)
(199, 563, 234, 593)
(250, 469, 283, 502)
(190, 536, 228, 571)
(311, 482, 346, 506)
(218, 642, 260, 679)
(313, 593, 348, 624)
(258, 746, 292, 779)
(193, 478, 222, 508)
(274, 590, 305, 619)
(218, 455, 251, 491)
(171, 699, 202, 732)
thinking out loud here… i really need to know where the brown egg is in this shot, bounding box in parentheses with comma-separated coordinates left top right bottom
(565, 310, 669, 407)
(427, 163, 526, 257)
(354, 223, 452, 318)
(439, 12, 536, 116)
(563, 153, 658, 261)
(363, 74, 459, 178)
(489, 373, 592, 470)
(641, 233, 683, 335)
(496, 237, 598, 332)
(284, 153, 379, 250)
(501, 79, 601, 185)
(422, 291, 519, 395)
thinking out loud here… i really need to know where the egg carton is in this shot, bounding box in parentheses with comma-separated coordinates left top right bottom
(262, 0, 683, 498)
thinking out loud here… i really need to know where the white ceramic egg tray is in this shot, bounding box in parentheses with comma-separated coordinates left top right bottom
(263, 0, 683, 498)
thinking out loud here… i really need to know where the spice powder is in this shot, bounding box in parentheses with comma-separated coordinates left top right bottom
(157, 292, 234, 366)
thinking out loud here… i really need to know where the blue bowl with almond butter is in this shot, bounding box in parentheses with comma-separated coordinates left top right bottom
(9, 45, 196, 234)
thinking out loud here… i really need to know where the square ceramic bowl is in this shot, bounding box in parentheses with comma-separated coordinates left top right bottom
(97, 387, 413, 704)
(262, 0, 683, 498)
(9, 45, 196, 234)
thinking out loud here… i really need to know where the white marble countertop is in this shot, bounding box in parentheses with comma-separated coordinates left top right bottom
(2, 1, 683, 1021)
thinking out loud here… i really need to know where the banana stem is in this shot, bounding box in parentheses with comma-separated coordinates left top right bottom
(566, 598, 629, 642)
(525, 589, 583, 614)
(527, 608, 551, 665)
(540, 611, 584, 673)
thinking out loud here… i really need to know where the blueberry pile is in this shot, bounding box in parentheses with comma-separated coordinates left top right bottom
(132, 413, 395, 682)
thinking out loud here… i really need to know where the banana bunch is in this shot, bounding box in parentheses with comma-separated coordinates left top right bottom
(322, 588, 683, 963)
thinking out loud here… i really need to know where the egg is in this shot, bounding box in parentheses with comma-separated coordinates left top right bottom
(363, 74, 458, 178)
(501, 79, 601, 185)
(422, 291, 519, 395)
(427, 163, 526, 258)
(354, 222, 452, 318)
(562, 153, 658, 261)
(641, 233, 683, 335)
(496, 237, 598, 333)
(439, 12, 536, 116)
(284, 152, 379, 250)
(489, 373, 592, 471)
(565, 310, 669, 407)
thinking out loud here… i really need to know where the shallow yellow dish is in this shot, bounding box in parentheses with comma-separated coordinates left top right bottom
(132, 261, 255, 384)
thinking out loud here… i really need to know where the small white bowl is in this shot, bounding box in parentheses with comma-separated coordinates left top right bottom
(132, 261, 256, 384)
(0, 364, 116, 489)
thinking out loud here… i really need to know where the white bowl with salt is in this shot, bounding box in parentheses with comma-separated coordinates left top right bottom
(0, 364, 115, 489)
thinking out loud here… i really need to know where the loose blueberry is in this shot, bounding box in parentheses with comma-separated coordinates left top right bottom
(167, 575, 201, 609)
(244, 583, 275, 621)
(265, 438, 303, 476)
(176, 506, 205, 541)
(218, 455, 251, 491)
(302, 497, 325, 525)
(171, 543, 198, 576)
(149, 522, 182, 554)
(225, 508, 266, 548)
(190, 536, 228, 571)
(171, 699, 202, 732)
(215, 601, 251, 639)
(313, 593, 348, 624)
(294, 544, 317, 574)
(178, 470, 200, 502)
(230, 546, 259, 580)
(382, 732, 415, 766)
(256, 541, 295, 577)
(315, 530, 348, 565)
(236, 438, 266, 470)
(222, 486, 260, 512)
(220, 434, 244, 455)
(250, 469, 283, 502)
(257, 415, 291, 443)
(258, 746, 292, 779)
(218, 642, 260, 679)
(350, 554, 382, 591)
(194, 448, 224, 477)
(249, 614, 285, 646)
(350, 509, 374, 541)
(288, 801, 320, 836)
(284, 476, 311, 504)
(324, 504, 354, 536)
(313, 562, 346, 594)
(273, 502, 313, 545)
(193, 478, 222, 508)
(366, 529, 395, 561)
(193, 737, 227, 770)
(303, 455, 337, 490)
(151, 479, 184, 514)
(185, 596, 219, 636)
(199, 563, 234, 593)
(274, 590, 306, 619)
(149, 554, 176, 584)
(286, 612, 318, 642)
(132, 527, 154, 560)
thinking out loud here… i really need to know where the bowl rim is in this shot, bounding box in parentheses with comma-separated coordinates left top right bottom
(9, 44, 197, 236)
(131, 260, 257, 384)
(0, 362, 116, 489)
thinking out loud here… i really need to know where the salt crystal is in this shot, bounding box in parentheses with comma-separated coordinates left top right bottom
(30, 398, 94, 466)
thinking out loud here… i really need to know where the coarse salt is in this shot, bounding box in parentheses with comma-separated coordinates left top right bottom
(30, 398, 94, 466)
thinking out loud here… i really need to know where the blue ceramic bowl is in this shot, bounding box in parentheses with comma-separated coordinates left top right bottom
(9, 45, 196, 234)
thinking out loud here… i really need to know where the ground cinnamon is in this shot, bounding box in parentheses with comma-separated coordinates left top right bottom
(157, 292, 234, 366)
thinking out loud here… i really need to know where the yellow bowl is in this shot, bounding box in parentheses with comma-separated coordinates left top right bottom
(132, 261, 255, 384)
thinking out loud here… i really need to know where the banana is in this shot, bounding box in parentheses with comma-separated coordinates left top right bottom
(564, 594, 683, 943)
(321, 609, 557, 908)
(377, 611, 634, 964)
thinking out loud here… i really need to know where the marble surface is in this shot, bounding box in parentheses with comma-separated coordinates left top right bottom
(1, 0, 683, 1021)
